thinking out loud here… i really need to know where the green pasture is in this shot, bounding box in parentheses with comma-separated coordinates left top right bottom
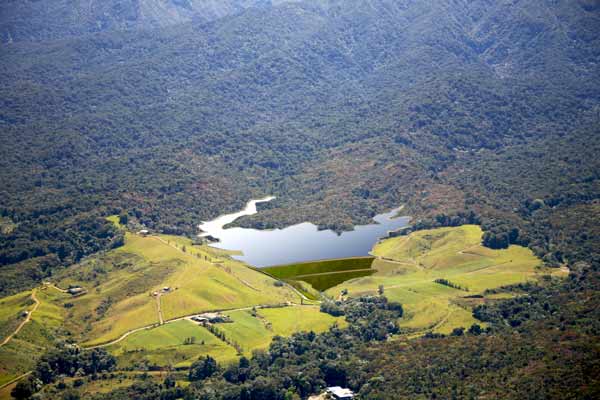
(259, 306, 347, 335)
(108, 306, 346, 364)
(47, 232, 297, 346)
(0, 291, 33, 341)
(327, 225, 553, 335)
(108, 320, 238, 368)
(0, 287, 68, 387)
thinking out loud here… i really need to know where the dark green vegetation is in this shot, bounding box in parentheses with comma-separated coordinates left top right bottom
(1, 0, 599, 295)
(11, 346, 116, 400)
(0, 1, 281, 44)
(263, 257, 375, 292)
(359, 271, 600, 399)
(1, 0, 599, 398)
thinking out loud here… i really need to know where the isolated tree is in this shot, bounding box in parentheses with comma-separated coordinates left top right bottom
(378, 285, 385, 296)
(239, 356, 250, 369)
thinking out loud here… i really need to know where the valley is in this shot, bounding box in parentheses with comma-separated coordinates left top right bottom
(0, 1, 598, 397)
(0, 216, 562, 398)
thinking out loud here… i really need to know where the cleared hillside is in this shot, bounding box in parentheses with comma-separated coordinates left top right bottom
(325, 225, 564, 334)
(1, 0, 599, 294)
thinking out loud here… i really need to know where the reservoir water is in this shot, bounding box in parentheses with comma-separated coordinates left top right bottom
(198, 197, 410, 267)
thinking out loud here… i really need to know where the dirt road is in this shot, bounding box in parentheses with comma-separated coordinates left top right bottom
(0, 289, 40, 348)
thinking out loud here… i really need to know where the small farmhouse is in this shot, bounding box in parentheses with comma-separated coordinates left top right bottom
(191, 312, 231, 324)
(67, 287, 85, 296)
(326, 386, 355, 399)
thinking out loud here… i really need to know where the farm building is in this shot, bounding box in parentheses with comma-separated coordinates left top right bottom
(191, 312, 231, 324)
(67, 287, 85, 296)
(138, 229, 150, 236)
(326, 386, 355, 399)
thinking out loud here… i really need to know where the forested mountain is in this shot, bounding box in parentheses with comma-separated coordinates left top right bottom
(1, 0, 599, 290)
(0, 0, 295, 43)
(1, 1, 600, 399)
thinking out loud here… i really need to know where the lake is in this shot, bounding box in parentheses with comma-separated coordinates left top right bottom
(198, 197, 410, 267)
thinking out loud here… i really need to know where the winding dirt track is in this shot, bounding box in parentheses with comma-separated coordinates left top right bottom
(0, 289, 39, 348)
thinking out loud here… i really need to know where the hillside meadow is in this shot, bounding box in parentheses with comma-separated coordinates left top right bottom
(50, 232, 298, 346)
(107, 305, 346, 367)
(0, 224, 566, 391)
(0, 230, 301, 385)
(324, 225, 562, 334)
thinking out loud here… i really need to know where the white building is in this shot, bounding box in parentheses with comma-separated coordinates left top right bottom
(327, 386, 355, 399)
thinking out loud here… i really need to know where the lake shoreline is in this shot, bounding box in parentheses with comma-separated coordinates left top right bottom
(198, 198, 410, 267)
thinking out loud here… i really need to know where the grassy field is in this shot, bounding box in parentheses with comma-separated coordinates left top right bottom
(0, 286, 70, 388)
(108, 306, 346, 365)
(106, 215, 124, 230)
(325, 225, 560, 335)
(0, 223, 564, 387)
(259, 306, 348, 335)
(0, 291, 33, 341)
(263, 257, 376, 293)
(218, 306, 347, 356)
(0, 229, 301, 384)
(108, 320, 239, 368)
(48, 232, 298, 346)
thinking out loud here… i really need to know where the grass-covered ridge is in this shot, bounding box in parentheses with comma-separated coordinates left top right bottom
(0, 230, 348, 385)
(326, 225, 563, 335)
(107, 305, 347, 369)
(53, 233, 298, 346)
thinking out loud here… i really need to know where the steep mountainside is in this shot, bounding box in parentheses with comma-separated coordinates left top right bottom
(0, 0, 298, 43)
(0, 0, 599, 292)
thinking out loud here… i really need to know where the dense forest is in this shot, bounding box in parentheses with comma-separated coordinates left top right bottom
(1, 0, 599, 294)
(1, 0, 599, 398)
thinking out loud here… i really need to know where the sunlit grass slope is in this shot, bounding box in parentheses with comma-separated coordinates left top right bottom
(51, 233, 297, 346)
(108, 320, 238, 368)
(326, 225, 556, 335)
(0, 286, 70, 387)
(109, 306, 346, 365)
(0, 291, 34, 341)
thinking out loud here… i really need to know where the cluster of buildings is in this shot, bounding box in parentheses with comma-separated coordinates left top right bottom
(152, 286, 173, 297)
(190, 312, 231, 324)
